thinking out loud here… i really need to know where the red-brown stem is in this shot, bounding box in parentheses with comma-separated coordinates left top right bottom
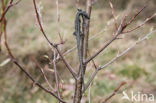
(84, 16, 127, 64)
(0, 0, 21, 22)
(84, 5, 148, 64)
(102, 82, 126, 103)
(88, 50, 97, 69)
(33, 0, 77, 79)
(31, 57, 56, 92)
(2, 15, 65, 103)
(123, 13, 156, 34)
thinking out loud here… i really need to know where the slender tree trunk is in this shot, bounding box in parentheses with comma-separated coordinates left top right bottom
(73, 0, 92, 103)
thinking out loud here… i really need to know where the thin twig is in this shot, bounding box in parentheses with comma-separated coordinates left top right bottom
(56, 0, 64, 44)
(88, 82, 93, 103)
(3, 19, 14, 59)
(125, 5, 147, 27)
(53, 50, 62, 100)
(83, 30, 156, 92)
(123, 13, 156, 33)
(109, 0, 118, 30)
(99, 29, 156, 70)
(102, 82, 126, 103)
(33, 0, 77, 79)
(3, 15, 65, 103)
(84, 15, 127, 64)
(62, 18, 115, 57)
(88, 50, 97, 70)
(13, 59, 65, 102)
(31, 57, 56, 92)
(84, 7, 155, 64)
(0, 0, 21, 22)
(83, 68, 99, 93)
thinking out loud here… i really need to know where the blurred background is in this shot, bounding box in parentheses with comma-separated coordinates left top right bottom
(0, 0, 156, 103)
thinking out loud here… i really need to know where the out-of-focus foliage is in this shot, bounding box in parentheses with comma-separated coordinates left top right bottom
(118, 64, 148, 80)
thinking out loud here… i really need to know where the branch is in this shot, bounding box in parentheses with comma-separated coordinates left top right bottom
(13, 59, 65, 103)
(84, 6, 155, 64)
(31, 57, 56, 92)
(0, 0, 21, 22)
(99, 30, 156, 70)
(125, 5, 146, 27)
(102, 82, 126, 103)
(53, 50, 62, 100)
(109, 0, 118, 30)
(83, 30, 156, 92)
(62, 17, 116, 58)
(33, 0, 77, 79)
(82, 68, 99, 93)
(56, 0, 64, 44)
(123, 13, 156, 34)
(3, 17, 65, 103)
(84, 15, 127, 64)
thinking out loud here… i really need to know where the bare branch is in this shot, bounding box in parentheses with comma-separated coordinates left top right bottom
(83, 68, 99, 93)
(83, 30, 156, 92)
(56, 0, 64, 44)
(33, 0, 77, 79)
(109, 0, 118, 30)
(84, 6, 155, 64)
(33, 0, 54, 47)
(123, 13, 156, 34)
(13, 59, 65, 103)
(102, 82, 126, 103)
(31, 57, 56, 92)
(0, 0, 21, 22)
(88, 51, 97, 70)
(53, 50, 62, 100)
(84, 15, 127, 64)
(62, 18, 115, 58)
(2, 15, 65, 103)
(125, 5, 146, 27)
(99, 29, 156, 70)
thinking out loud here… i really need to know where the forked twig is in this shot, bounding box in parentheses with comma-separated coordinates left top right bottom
(0, 0, 21, 22)
(84, 6, 155, 64)
(84, 15, 127, 64)
(2, 15, 65, 103)
(33, 0, 77, 79)
(123, 13, 156, 33)
(83, 30, 156, 92)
